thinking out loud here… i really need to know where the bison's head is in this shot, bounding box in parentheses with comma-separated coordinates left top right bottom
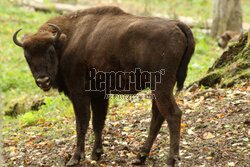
(13, 24, 62, 91)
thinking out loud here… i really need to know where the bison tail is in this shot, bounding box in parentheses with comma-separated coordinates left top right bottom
(176, 22, 195, 92)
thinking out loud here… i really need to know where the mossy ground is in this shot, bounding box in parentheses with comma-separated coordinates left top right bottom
(198, 32, 250, 87)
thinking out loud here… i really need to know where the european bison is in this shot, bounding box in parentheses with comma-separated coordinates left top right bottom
(13, 6, 195, 166)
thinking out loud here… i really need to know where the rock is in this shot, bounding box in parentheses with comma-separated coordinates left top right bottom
(3, 95, 45, 117)
(31, 99, 46, 111)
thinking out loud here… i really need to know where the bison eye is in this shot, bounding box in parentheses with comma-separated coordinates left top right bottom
(48, 50, 54, 60)
(49, 53, 53, 60)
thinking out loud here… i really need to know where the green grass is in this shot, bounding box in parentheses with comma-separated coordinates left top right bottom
(0, 1, 57, 97)
(16, 95, 73, 126)
(120, 0, 250, 23)
(1, 1, 220, 127)
(186, 28, 221, 85)
(0, 1, 64, 125)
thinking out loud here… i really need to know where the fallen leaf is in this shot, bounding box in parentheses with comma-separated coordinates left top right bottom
(216, 114, 225, 118)
(187, 128, 196, 135)
(228, 162, 235, 166)
(181, 123, 187, 127)
(203, 132, 215, 139)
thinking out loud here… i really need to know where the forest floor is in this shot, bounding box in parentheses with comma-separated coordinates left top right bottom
(2, 81, 249, 167)
(1, 1, 249, 167)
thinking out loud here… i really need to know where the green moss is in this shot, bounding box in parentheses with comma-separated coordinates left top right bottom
(199, 70, 223, 87)
(222, 69, 250, 87)
(198, 32, 250, 88)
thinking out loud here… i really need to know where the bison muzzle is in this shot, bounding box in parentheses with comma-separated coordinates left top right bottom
(13, 6, 195, 166)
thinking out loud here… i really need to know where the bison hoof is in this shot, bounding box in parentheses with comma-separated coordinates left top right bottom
(66, 153, 83, 166)
(66, 158, 79, 166)
(166, 155, 180, 167)
(132, 152, 147, 165)
(91, 148, 103, 160)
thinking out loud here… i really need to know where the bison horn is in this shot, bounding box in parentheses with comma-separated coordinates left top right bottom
(13, 29, 23, 47)
(48, 23, 61, 42)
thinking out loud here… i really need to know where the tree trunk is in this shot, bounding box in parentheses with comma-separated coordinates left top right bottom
(211, 0, 242, 38)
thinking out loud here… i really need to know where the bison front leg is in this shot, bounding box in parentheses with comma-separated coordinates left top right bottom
(90, 96, 108, 160)
(66, 92, 91, 166)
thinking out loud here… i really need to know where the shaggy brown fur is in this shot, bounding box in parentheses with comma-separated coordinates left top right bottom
(13, 6, 195, 166)
(218, 31, 242, 49)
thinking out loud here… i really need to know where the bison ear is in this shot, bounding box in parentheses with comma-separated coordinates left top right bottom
(55, 33, 67, 47)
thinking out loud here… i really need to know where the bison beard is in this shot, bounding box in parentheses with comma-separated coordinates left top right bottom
(13, 6, 195, 166)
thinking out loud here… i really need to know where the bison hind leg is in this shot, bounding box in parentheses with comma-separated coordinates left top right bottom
(132, 99, 165, 165)
(155, 91, 182, 167)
